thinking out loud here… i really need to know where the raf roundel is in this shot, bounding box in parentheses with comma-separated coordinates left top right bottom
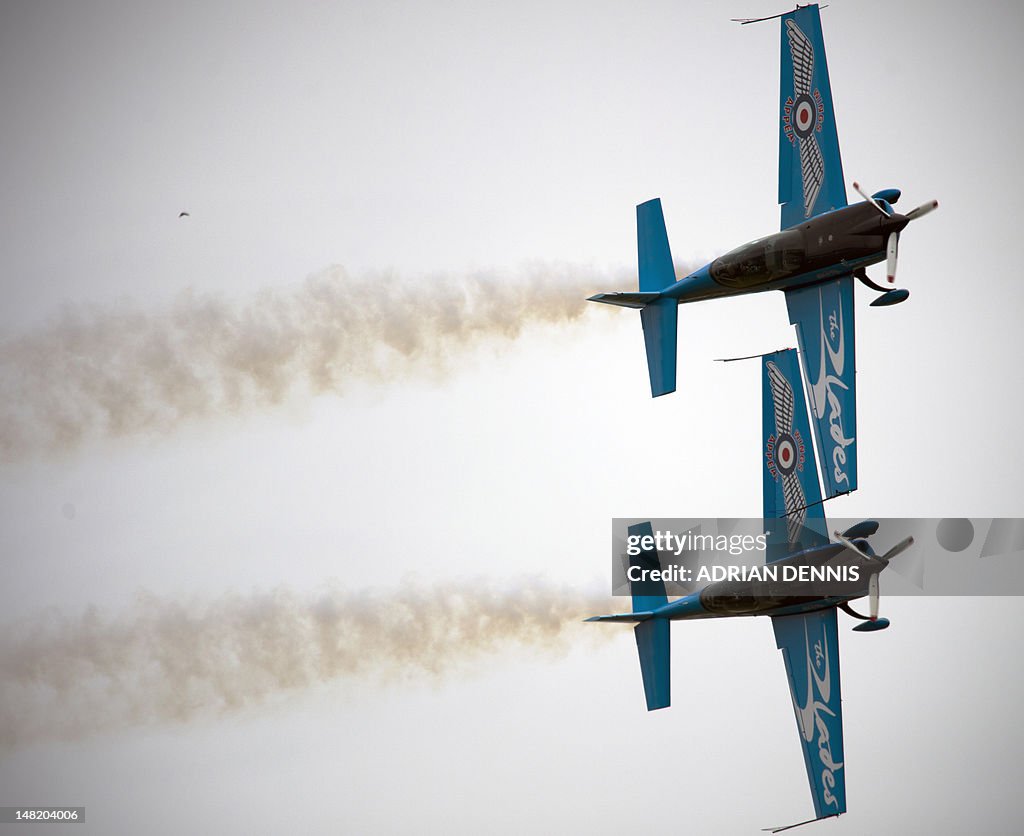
(792, 93, 816, 138)
(774, 432, 798, 476)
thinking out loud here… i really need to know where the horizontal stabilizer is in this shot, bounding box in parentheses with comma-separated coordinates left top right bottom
(635, 618, 670, 710)
(584, 612, 653, 623)
(587, 291, 661, 309)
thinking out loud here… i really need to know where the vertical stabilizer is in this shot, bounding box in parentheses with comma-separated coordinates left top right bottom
(627, 521, 670, 710)
(634, 619, 671, 711)
(627, 521, 668, 612)
(636, 199, 679, 397)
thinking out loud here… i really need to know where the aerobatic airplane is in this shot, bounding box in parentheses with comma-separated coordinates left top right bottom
(589, 3, 937, 500)
(587, 347, 914, 831)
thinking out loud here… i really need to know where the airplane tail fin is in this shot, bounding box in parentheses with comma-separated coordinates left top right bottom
(629, 521, 670, 710)
(640, 300, 677, 398)
(588, 198, 679, 397)
(637, 198, 678, 397)
(583, 522, 672, 709)
(635, 619, 671, 710)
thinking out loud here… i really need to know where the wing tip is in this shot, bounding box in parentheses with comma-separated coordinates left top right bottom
(763, 813, 841, 833)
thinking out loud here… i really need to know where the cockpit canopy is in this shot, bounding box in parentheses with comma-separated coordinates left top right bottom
(710, 229, 805, 288)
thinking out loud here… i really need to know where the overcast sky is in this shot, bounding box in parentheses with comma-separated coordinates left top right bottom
(1, 1, 1022, 833)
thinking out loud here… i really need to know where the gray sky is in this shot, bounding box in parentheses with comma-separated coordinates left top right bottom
(1, 0, 1022, 833)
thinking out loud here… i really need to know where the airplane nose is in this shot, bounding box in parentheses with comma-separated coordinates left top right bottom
(886, 213, 910, 233)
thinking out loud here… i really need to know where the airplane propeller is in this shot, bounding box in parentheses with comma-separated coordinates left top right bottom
(833, 530, 915, 631)
(863, 541, 919, 618)
(852, 181, 938, 287)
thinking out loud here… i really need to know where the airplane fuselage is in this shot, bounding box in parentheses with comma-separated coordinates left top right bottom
(643, 540, 880, 622)
(661, 201, 910, 304)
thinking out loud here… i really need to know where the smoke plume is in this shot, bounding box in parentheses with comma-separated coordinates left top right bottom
(0, 263, 627, 459)
(0, 580, 617, 746)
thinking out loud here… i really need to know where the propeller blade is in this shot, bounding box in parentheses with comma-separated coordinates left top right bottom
(833, 530, 884, 564)
(881, 535, 915, 563)
(834, 530, 868, 558)
(869, 572, 879, 620)
(906, 199, 939, 221)
(886, 232, 899, 283)
(852, 181, 891, 217)
(888, 546, 925, 588)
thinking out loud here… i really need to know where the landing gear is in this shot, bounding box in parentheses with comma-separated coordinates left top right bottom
(855, 268, 910, 307)
(839, 601, 890, 632)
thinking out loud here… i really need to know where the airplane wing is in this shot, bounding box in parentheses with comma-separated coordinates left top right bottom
(762, 348, 827, 563)
(784, 276, 857, 499)
(771, 608, 847, 823)
(764, 353, 846, 825)
(778, 4, 846, 228)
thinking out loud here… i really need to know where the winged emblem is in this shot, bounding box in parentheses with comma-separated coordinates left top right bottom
(784, 19, 825, 217)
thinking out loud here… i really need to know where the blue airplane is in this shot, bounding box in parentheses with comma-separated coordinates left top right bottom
(589, 3, 937, 501)
(587, 347, 914, 831)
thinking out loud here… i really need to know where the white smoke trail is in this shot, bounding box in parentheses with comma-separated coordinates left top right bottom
(0, 580, 618, 747)
(0, 263, 630, 459)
